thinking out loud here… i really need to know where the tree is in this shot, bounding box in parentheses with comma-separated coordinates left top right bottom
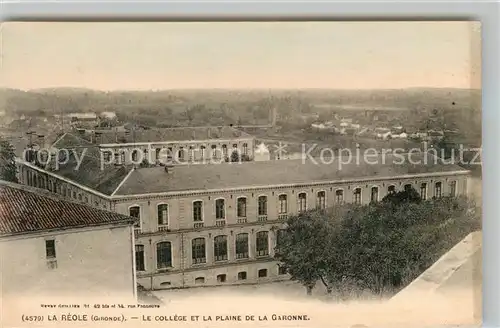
(275, 196, 480, 299)
(0, 137, 18, 182)
(381, 187, 421, 205)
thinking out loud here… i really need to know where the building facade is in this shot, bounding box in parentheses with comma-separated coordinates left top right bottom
(110, 169, 469, 290)
(16, 148, 471, 291)
(0, 181, 138, 301)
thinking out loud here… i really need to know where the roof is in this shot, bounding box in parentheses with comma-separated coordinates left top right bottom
(95, 126, 253, 144)
(45, 133, 133, 195)
(113, 152, 469, 196)
(0, 180, 136, 237)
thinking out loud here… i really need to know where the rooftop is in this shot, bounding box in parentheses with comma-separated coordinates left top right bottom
(0, 180, 135, 237)
(92, 126, 253, 145)
(46, 133, 133, 195)
(113, 152, 469, 196)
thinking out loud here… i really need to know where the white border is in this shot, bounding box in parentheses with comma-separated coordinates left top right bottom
(1, 2, 498, 325)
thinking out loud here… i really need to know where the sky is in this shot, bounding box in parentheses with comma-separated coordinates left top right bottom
(0, 21, 481, 91)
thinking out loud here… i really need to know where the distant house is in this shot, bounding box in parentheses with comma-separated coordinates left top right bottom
(0, 180, 138, 302)
(100, 111, 117, 120)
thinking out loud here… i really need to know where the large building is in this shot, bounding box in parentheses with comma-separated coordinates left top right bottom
(70, 126, 255, 165)
(16, 136, 471, 290)
(0, 180, 138, 301)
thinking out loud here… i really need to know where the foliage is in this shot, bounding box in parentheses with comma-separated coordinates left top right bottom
(0, 137, 18, 183)
(381, 186, 422, 205)
(275, 195, 481, 298)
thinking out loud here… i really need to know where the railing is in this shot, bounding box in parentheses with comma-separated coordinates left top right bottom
(193, 222, 204, 229)
(192, 257, 206, 265)
(256, 250, 269, 257)
(215, 219, 226, 227)
(235, 252, 249, 259)
(257, 215, 268, 222)
(158, 225, 170, 232)
(278, 214, 288, 221)
(237, 217, 247, 224)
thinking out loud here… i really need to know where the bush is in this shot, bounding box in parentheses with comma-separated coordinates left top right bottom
(275, 195, 481, 298)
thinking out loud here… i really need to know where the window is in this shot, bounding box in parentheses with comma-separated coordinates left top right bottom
(211, 145, 217, 159)
(222, 144, 228, 158)
(335, 189, 344, 204)
(129, 206, 141, 228)
(238, 271, 247, 280)
(420, 183, 427, 200)
(215, 199, 225, 219)
(84, 196, 89, 204)
(195, 277, 205, 284)
(192, 238, 206, 264)
(132, 149, 139, 162)
(316, 191, 326, 209)
(278, 265, 287, 275)
(193, 201, 203, 222)
(200, 146, 206, 160)
(135, 245, 145, 271)
(214, 235, 228, 262)
(256, 231, 269, 257)
(243, 143, 248, 155)
(186, 146, 193, 161)
(404, 184, 412, 192)
(235, 233, 249, 259)
(45, 239, 56, 259)
(388, 185, 396, 195)
(258, 269, 268, 278)
(371, 187, 379, 203)
(178, 147, 184, 161)
(78, 194, 82, 201)
(449, 181, 457, 197)
(258, 196, 267, 216)
(233, 143, 238, 148)
(217, 274, 227, 283)
(298, 193, 307, 212)
(278, 194, 288, 214)
(237, 197, 247, 217)
(155, 148, 161, 160)
(353, 188, 362, 204)
(434, 182, 442, 198)
(156, 242, 172, 269)
(158, 204, 168, 226)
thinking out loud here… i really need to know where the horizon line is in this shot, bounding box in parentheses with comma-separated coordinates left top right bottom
(1, 86, 482, 93)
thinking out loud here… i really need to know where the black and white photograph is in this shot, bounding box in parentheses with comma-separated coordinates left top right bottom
(0, 21, 482, 328)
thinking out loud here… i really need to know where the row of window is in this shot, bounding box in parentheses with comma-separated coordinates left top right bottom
(105, 143, 250, 163)
(25, 170, 109, 210)
(190, 267, 286, 285)
(129, 181, 458, 228)
(134, 231, 282, 271)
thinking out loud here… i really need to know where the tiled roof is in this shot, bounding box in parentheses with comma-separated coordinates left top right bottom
(95, 126, 253, 144)
(0, 180, 136, 237)
(113, 152, 469, 196)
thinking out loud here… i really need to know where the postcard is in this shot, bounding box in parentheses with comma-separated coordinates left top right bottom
(0, 21, 482, 328)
